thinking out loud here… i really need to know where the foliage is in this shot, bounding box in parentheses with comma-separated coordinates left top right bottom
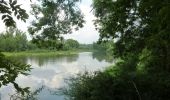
(60, 68, 170, 100)
(33, 39, 63, 50)
(63, 39, 79, 50)
(0, 0, 28, 27)
(79, 44, 93, 51)
(27, 41, 38, 50)
(3, 50, 79, 57)
(93, 41, 114, 54)
(0, 27, 29, 52)
(28, 0, 85, 49)
(92, 41, 115, 63)
(92, 0, 170, 70)
(0, 53, 31, 95)
(92, 0, 170, 78)
(10, 86, 44, 100)
(60, 0, 170, 99)
(0, 0, 31, 96)
(58, 71, 115, 100)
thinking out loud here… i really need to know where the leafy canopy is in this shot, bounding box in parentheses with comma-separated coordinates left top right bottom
(28, 0, 85, 47)
(92, 0, 170, 71)
(60, 1, 170, 100)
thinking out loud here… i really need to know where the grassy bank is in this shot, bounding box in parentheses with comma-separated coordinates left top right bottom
(2, 50, 82, 57)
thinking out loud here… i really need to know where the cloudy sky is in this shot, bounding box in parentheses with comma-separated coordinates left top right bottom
(0, 0, 99, 44)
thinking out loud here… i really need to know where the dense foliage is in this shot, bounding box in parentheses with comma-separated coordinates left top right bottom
(93, 41, 114, 54)
(61, 0, 170, 100)
(0, 28, 28, 52)
(0, 27, 39, 52)
(63, 39, 79, 50)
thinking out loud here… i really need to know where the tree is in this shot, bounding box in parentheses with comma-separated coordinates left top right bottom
(91, 0, 170, 99)
(0, 0, 85, 95)
(92, 0, 170, 71)
(28, 0, 85, 49)
(0, 28, 28, 52)
(64, 39, 79, 50)
(59, 1, 170, 100)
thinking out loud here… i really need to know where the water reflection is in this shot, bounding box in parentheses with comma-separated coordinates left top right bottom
(10, 54, 79, 67)
(0, 52, 114, 100)
(0, 53, 31, 98)
(92, 51, 114, 63)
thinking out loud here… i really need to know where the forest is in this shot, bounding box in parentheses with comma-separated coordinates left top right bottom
(0, 0, 170, 100)
(0, 27, 86, 52)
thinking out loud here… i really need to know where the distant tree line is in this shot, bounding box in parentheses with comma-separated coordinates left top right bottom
(0, 27, 116, 53)
(0, 28, 85, 52)
(0, 28, 37, 52)
(92, 41, 114, 54)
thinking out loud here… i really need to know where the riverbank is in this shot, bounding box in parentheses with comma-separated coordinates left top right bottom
(2, 50, 84, 57)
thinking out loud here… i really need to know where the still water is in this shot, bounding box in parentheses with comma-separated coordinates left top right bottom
(0, 52, 114, 100)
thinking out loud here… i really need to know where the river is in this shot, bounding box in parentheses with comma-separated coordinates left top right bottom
(0, 52, 114, 100)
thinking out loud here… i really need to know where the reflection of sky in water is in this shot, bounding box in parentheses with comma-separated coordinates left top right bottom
(0, 52, 114, 100)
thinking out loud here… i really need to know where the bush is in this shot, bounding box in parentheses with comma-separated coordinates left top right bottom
(60, 67, 170, 100)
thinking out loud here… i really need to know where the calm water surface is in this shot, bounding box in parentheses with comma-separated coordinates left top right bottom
(0, 52, 114, 100)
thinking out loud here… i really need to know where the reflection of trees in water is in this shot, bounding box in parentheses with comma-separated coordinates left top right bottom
(8, 56, 28, 64)
(34, 54, 79, 67)
(0, 54, 31, 96)
(92, 51, 114, 63)
(65, 54, 79, 63)
(14, 54, 79, 67)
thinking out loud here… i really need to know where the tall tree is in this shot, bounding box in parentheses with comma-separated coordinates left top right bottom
(60, 1, 170, 100)
(28, 0, 85, 49)
(92, 0, 170, 71)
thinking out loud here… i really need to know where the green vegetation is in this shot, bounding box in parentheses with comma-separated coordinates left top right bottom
(92, 41, 114, 54)
(1, 0, 170, 99)
(61, 66, 170, 100)
(79, 44, 93, 51)
(28, 0, 84, 50)
(0, 27, 37, 52)
(60, 0, 170, 100)
(0, 0, 85, 97)
(3, 50, 80, 57)
(0, 0, 28, 27)
(63, 39, 79, 50)
(0, 0, 31, 96)
(0, 53, 31, 95)
(0, 27, 92, 53)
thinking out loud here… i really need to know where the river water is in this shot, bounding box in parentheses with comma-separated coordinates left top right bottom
(0, 52, 114, 100)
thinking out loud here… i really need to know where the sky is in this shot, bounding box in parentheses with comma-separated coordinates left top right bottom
(0, 0, 99, 44)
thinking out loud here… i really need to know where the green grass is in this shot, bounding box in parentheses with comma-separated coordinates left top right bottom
(2, 50, 81, 57)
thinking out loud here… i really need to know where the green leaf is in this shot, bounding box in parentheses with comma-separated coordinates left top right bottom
(2, 15, 7, 20)
(12, 0, 17, 6)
